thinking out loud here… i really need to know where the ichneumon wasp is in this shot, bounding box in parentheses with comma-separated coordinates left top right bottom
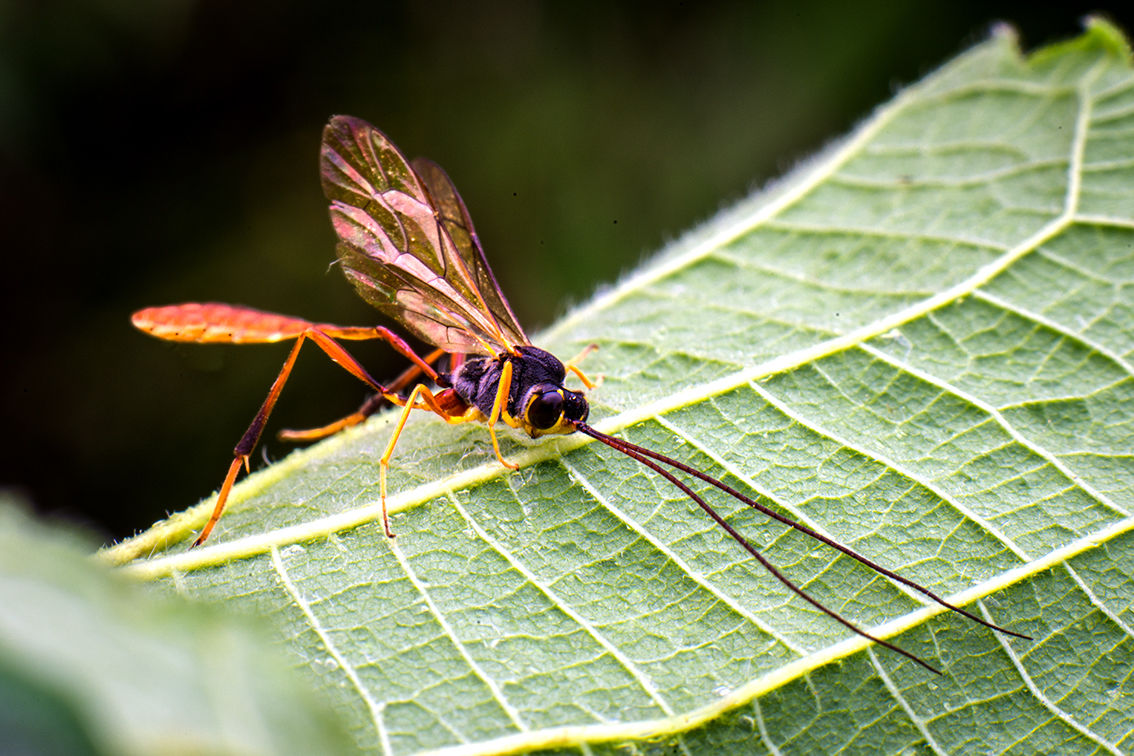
(133, 115, 1027, 673)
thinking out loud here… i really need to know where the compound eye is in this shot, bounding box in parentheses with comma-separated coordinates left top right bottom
(527, 391, 564, 430)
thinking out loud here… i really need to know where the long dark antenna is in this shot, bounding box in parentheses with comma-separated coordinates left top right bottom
(574, 422, 941, 673)
(573, 421, 1032, 671)
(576, 422, 1028, 641)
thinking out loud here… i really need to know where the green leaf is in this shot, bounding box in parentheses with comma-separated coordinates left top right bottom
(0, 498, 352, 755)
(106, 20, 1134, 755)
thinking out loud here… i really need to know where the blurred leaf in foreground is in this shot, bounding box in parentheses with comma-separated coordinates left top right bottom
(0, 498, 349, 755)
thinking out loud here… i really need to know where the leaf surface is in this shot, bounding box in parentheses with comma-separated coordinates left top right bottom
(108, 21, 1134, 755)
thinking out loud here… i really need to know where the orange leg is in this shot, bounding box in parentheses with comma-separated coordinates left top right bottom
(317, 326, 442, 384)
(190, 328, 428, 547)
(485, 359, 520, 471)
(193, 327, 410, 546)
(274, 399, 379, 443)
(564, 343, 599, 389)
(378, 383, 477, 538)
(278, 348, 448, 442)
(133, 304, 440, 391)
(132, 303, 454, 546)
(374, 357, 527, 538)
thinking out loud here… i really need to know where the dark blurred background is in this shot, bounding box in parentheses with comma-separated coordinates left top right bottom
(2, 2, 1128, 545)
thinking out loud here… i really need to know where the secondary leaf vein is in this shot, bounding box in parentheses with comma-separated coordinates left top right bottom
(270, 546, 392, 755)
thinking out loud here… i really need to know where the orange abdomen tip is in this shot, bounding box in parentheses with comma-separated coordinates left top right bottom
(131, 303, 314, 344)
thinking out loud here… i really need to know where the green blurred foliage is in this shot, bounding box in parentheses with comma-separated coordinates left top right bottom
(0, 496, 351, 754)
(0, 1, 1127, 541)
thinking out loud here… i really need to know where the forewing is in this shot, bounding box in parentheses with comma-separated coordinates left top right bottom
(321, 115, 523, 354)
(334, 241, 493, 356)
(411, 157, 527, 348)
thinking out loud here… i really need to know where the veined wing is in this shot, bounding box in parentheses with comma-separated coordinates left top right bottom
(410, 156, 526, 348)
(321, 115, 528, 356)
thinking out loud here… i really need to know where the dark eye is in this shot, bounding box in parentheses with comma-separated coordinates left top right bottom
(527, 391, 564, 430)
(562, 391, 589, 423)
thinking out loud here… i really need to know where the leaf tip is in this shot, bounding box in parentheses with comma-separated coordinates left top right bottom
(1082, 15, 1134, 65)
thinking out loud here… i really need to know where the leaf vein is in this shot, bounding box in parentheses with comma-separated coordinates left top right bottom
(1036, 245, 1125, 288)
(270, 546, 392, 755)
(981, 599, 1125, 756)
(834, 158, 1068, 189)
(710, 249, 938, 297)
(1074, 213, 1134, 230)
(973, 289, 1134, 378)
(760, 220, 1012, 251)
(861, 342, 1130, 518)
(443, 490, 676, 717)
(748, 377, 1033, 564)
(868, 646, 948, 755)
(560, 455, 805, 656)
(385, 536, 529, 734)
(1063, 563, 1134, 640)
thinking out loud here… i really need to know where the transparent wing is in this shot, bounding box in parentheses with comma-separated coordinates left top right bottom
(410, 157, 527, 347)
(321, 115, 528, 356)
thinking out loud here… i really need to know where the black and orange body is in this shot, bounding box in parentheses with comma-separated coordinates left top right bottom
(132, 115, 1025, 672)
(450, 346, 589, 437)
